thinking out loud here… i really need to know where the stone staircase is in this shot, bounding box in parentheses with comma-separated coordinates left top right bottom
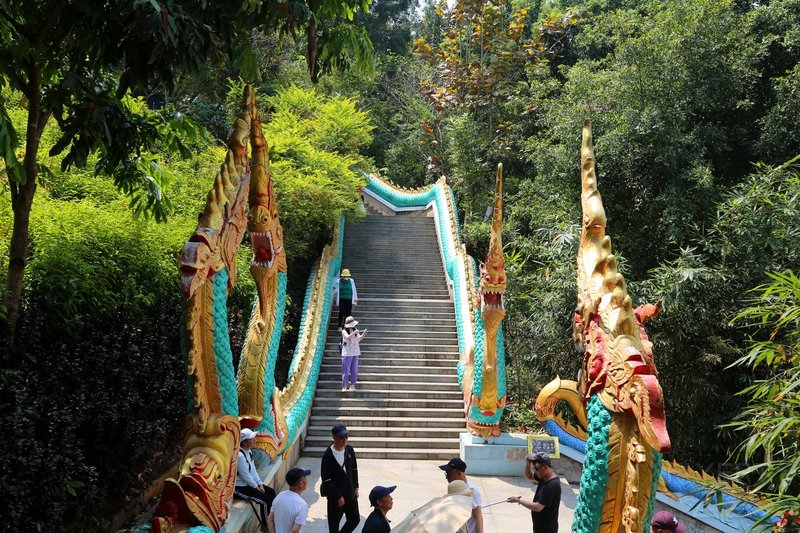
(303, 213, 466, 460)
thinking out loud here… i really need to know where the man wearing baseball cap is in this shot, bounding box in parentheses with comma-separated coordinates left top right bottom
(362, 485, 396, 533)
(320, 423, 360, 532)
(507, 453, 561, 533)
(439, 458, 483, 533)
(650, 510, 687, 533)
(268, 467, 310, 533)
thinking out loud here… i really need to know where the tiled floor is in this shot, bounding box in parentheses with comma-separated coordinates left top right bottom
(287, 457, 579, 532)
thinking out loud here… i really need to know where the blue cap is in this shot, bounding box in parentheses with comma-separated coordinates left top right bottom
(331, 423, 348, 437)
(369, 485, 396, 506)
(286, 467, 311, 486)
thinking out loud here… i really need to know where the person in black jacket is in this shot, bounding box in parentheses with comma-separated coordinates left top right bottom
(320, 423, 360, 533)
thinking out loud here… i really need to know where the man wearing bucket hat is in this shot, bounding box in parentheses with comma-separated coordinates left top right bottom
(268, 467, 311, 533)
(507, 453, 561, 533)
(362, 485, 396, 533)
(321, 423, 360, 533)
(333, 268, 358, 329)
(650, 510, 687, 533)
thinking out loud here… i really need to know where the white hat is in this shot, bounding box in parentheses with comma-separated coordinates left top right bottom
(344, 316, 358, 328)
(241, 428, 257, 441)
(446, 480, 472, 496)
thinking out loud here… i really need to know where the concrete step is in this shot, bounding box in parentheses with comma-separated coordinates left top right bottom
(306, 425, 460, 438)
(322, 354, 458, 372)
(311, 397, 464, 409)
(343, 299, 452, 309)
(309, 415, 466, 429)
(320, 364, 457, 375)
(327, 317, 456, 325)
(318, 372, 457, 384)
(302, 446, 460, 460)
(325, 340, 460, 350)
(327, 324, 457, 333)
(314, 388, 462, 400)
(333, 305, 455, 314)
(356, 291, 451, 299)
(310, 406, 465, 418)
(326, 332, 457, 341)
(344, 267, 445, 275)
(322, 350, 460, 361)
(321, 356, 457, 366)
(304, 435, 459, 450)
(315, 380, 461, 391)
(340, 272, 447, 281)
(341, 335, 458, 344)
(325, 342, 458, 353)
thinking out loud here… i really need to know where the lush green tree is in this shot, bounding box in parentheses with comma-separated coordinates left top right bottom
(0, 0, 374, 343)
(719, 270, 800, 524)
(356, 0, 417, 55)
(264, 85, 373, 263)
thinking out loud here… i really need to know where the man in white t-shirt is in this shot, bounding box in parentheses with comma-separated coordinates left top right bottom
(439, 458, 483, 533)
(268, 468, 310, 533)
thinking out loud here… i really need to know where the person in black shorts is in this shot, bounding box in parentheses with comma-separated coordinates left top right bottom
(507, 453, 561, 533)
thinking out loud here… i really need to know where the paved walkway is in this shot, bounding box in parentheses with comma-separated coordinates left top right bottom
(288, 457, 579, 532)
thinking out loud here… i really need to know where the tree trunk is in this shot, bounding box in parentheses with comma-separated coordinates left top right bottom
(4, 70, 43, 347)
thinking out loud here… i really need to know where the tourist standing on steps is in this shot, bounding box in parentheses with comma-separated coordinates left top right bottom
(362, 485, 396, 533)
(333, 268, 358, 329)
(235, 428, 276, 526)
(506, 453, 561, 533)
(321, 423, 360, 533)
(341, 316, 366, 392)
(268, 467, 310, 533)
(439, 458, 484, 533)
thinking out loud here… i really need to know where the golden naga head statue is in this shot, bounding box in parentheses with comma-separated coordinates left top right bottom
(576, 121, 671, 454)
(152, 415, 240, 532)
(247, 86, 286, 275)
(479, 163, 507, 312)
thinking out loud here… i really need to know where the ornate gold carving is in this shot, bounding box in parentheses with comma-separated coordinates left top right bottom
(475, 164, 507, 418)
(154, 87, 263, 531)
(234, 84, 290, 454)
(576, 120, 670, 454)
(535, 377, 588, 432)
(152, 414, 240, 532)
(600, 415, 657, 533)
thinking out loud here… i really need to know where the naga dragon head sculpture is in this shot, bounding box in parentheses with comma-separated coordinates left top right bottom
(467, 163, 508, 439)
(155, 86, 277, 532)
(479, 163, 507, 321)
(576, 120, 670, 453)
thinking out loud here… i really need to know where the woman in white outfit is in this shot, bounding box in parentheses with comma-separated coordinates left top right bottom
(341, 316, 367, 391)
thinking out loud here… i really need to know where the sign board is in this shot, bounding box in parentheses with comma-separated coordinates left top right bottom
(527, 435, 560, 459)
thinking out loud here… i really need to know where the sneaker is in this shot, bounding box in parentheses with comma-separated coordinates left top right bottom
(349, 385, 356, 391)
(342, 387, 348, 392)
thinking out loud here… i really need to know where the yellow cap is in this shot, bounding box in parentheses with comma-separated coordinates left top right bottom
(341, 269, 351, 277)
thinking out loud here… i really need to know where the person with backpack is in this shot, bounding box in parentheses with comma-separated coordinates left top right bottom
(235, 428, 276, 528)
(333, 269, 358, 329)
(340, 316, 367, 392)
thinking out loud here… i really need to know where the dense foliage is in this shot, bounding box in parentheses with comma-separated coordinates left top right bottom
(407, 0, 800, 473)
(0, 83, 372, 529)
(721, 270, 800, 523)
